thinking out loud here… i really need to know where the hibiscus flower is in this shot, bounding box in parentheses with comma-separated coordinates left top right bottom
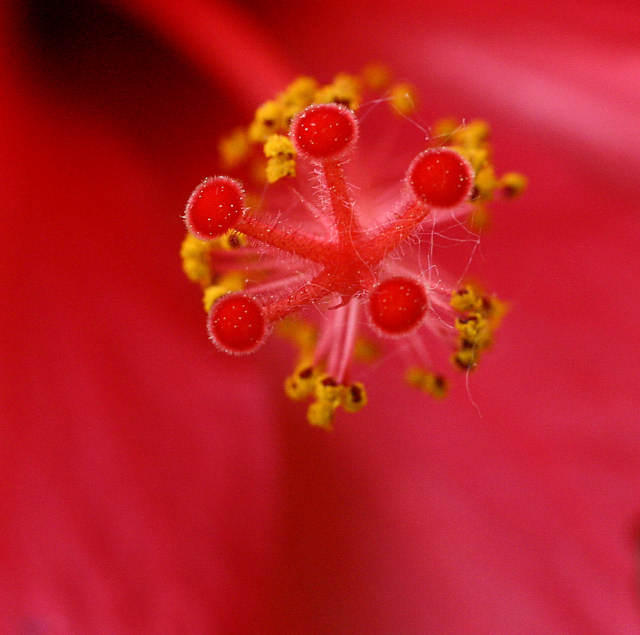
(1, 0, 639, 632)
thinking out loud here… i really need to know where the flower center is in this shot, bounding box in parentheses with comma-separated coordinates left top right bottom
(180, 69, 526, 427)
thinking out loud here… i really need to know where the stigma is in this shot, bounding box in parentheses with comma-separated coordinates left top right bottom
(180, 67, 525, 429)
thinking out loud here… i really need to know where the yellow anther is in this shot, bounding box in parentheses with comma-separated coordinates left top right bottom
(202, 284, 228, 312)
(474, 165, 498, 200)
(451, 284, 484, 313)
(353, 337, 380, 363)
(307, 399, 337, 430)
(453, 120, 490, 148)
(202, 272, 245, 312)
(341, 382, 367, 413)
(248, 100, 285, 143)
(450, 283, 506, 371)
(315, 73, 362, 110)
(314, 374, 343, 404)
(452, 347, 479, 370)
(451, 144, 489, 172)
(221, 271, 245, 290)
(424, 372, 448, 399)
(218, 127, 250, 169)
(183, 259, 210, 286)
(218, 230, 247, 250)
(389, 82, 418, 116)
(280, 76, 318, 120)
(181, 233, 211, 286)
(263, 134, 296, 183)
(285, 76, 319, 100)
(265, 156, 296, 184)
(433, 117, 459, 139)
(180, 233, 208, 259)
(499, 172, 528, 198)
(361, 63, 392, 91)
(284, 363, 318, 400)
(455, 313, 491, 349)
(405, 367, 448, 399)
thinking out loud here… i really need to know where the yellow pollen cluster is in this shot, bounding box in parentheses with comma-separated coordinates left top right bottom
(314, 73, 362, 110)
(264, 134, 296, 184)
(180, 233, 248, 309)
(434, 118, 527, 229)
(500, 172, 528, 198)
(284, 367, 368, 429)
(202, 272, 245, 312)
(248, 99, 285, 144)
(405, 367, 449, 399)
(219, 229, 248, 250)
(303, 373, 368, 430)
(450, 284, 508, 369)
(180, 234, 212, 286)
(284, 362, 318, 400)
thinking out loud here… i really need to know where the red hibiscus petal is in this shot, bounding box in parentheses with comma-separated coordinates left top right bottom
(2, 0, 640, 632)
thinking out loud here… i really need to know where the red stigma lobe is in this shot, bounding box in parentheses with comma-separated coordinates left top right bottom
(369, 277, 428, 335)
(207, 294, 266, 354)
(408, 148, 473, 208)
(185, 176, 244, 240)
(290, 103, 357, 160)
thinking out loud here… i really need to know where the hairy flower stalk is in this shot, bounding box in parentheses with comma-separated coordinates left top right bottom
(180, 68, 526, 428)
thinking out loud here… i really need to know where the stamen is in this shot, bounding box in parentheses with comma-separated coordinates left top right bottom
(325, 305, 348, 377)
(341, 382, 368, 412)
(335, 300, 360, 383)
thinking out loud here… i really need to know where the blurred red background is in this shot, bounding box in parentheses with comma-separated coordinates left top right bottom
(1, 0, 639, 632)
